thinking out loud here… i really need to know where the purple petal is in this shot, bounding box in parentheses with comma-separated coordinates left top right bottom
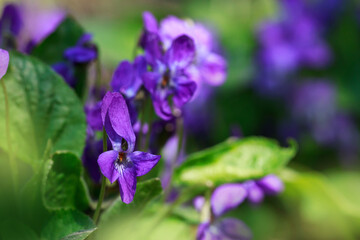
(0, 49, 9, 79)
(64, 46, 97, 63)
(129, 151, 161, 177)
(165, 35, 195, 70)
(200, 53, 227, 86)
(256, 174, 284, 195)
(111, 56, 146, 98)
(101, 92, 136, 152)
(143, 11, 158, 33)
(216, 218, 252, 240)
(173, 76, 197, 109)
(211, 183, 247, 216)
(85, 101, 103, 131)
(243, 180, 264, 204)
(159, 16, 189, 50)
(144, 32, 163, 68)
(77, 33, 93, 45)
(118, 164, 137, 204)
(152, 96, 173, 121)
(97, 150, 119, 184)
(142, 71, 161, 94)
(52, 62, 76, 87)
(196, 222, 212, 240)
(0, 4, 23, 36)
(193, 196, 205, 212)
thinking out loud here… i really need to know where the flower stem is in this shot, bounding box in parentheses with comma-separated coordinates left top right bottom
(163, 116, 184, 199)
(93, 128, 108, 224)
(1, 80, 18, 192)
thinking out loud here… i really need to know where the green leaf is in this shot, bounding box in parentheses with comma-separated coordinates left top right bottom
(100, 178, 163, 223)
(42, 151, 90, 211)
(280, 169, 360, 239)
(174, 137, 296, 186)
(41, 210, 96, 240)
(0, 220, 39, 240)
(0, 52, 86, 168)
(31, 17, 84, 65)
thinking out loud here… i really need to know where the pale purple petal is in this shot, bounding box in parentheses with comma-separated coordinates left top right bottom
(0, 49, 9, 79)
(243, 180, 264, 204)
(101, 92, 136, 152)
(211, 183, 247, 216)
(143, 11, 158, 33)
(193, 196, 205, 212)
(159, 16, 189, 50)
(118, 164, 137, 204)
(216, 218, 252, 240)
(165, 35, 195, 70)
(97, 150, 119, 184)
(256, 174, 284, 195)
(200, 53, 227, 86)
(129, 151, 161, 177)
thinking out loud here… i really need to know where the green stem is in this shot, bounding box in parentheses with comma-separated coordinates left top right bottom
(93, 128, 108, 224)
(1, 80, 18, 191)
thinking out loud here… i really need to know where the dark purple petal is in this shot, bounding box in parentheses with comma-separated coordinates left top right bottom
(144, 32, 163, 68)
(256, 174, 284, 195)
(200, 53, 227, 86)
(118, 164, 137, 204)
(52, 62, 76, 87)
(77, 33, 93, 45)
(82, 137, 103, 183)
(193, 196, 205, 212)
(64, 46, 97, 63)
(142, 11, 158, 33)
(97, 150, 119, 184)
(211, 183, 247, 216)
(243, 180, 264, 204)
(152, 96, 173, 121)
(0, 49, 9, 79)
(111, 56, 146, 98)
(85, 101, 103, 131)
(165, 35, 195, 70)
(173, 76, 197, 109)
(129, 151, 161, 177)
(0, 4, 23, 36)
(101, 92, 136, 152)
(216, 218, 252, 240)
(142, 71, 161, 95)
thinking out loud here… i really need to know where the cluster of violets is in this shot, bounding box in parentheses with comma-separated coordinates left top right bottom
(255, 0, 359, 162)
(194, 175, 283, 239)
(0, 3, 286, 239)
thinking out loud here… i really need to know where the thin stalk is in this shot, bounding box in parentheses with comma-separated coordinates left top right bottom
(163, 116, 184, 199)
(1, 80, 18, 191)
(93, 128, 108, 224)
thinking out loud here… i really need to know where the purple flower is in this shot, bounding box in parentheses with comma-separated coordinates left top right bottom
(244, 175, 284, 204)
(97, 92, 161, 204)
(0, 4, 23, 49)
(210, 184, 247, 216)
(197, 218, 252, 240)
(142, 34, 197, 120)
(64, 33, 97, 64)
(111, 55, 147, 98)
(0, 49, 9, 79)
(52, 62, 76, 87)
(82, 136, 103, 183)
(242, 180, 265, 204)
(85, 100, 103, 132)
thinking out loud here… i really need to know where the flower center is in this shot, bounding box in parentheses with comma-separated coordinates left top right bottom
(117, 152, 126, 163)
(161, 70, 171, 88)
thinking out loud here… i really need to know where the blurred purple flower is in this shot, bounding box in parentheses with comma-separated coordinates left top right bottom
(291, 81, 336, 126)
(97, 92, 160, 203)
(111, 55, 147, 98)
(52, 62, 76, 87)
(211, 183, 247, 216)
(0, 48, 9, 79)
(85, 100, 103, 132)
(0, 3, 64, 52)
(142, 34, 197, 120)
(64, 33, 97, 64)
(197, 218, 252, 240)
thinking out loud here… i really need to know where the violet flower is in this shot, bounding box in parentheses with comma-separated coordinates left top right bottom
(97, 92, 161, 204)
(197, 218, 252, 240)
(0, 49, 9, 79)
(0, 4, 22, 49)
(111, 55, 147, 98)
(52, 62, 77, 87)
(142, 34, 197, 120)
(211, 183, 247, 216)
(64, 33, 97, 64)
